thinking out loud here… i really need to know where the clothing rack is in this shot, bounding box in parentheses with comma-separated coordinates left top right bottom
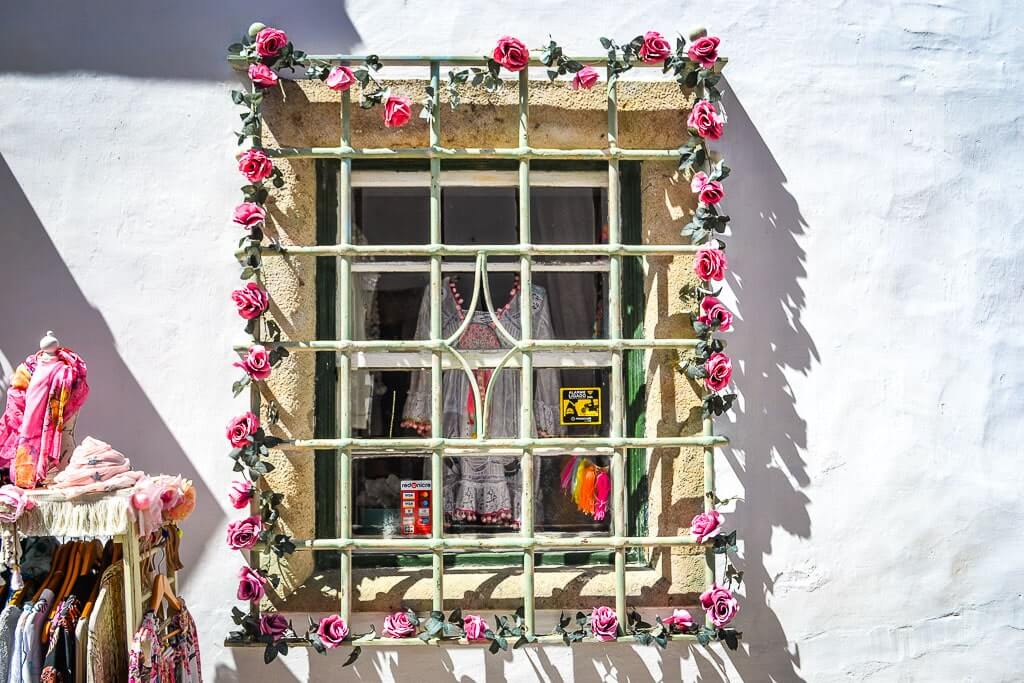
(8, 489, 178, 649)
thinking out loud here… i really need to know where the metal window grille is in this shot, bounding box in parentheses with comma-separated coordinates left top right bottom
(250, 55, 728, 643)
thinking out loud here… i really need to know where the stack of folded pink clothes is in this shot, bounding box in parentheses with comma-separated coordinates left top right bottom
(50, 437, 145, 499)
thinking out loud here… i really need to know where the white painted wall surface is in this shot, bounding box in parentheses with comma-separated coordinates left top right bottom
(1, 1, 1022, 680)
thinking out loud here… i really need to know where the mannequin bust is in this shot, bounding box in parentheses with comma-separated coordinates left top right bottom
(37, 331, 79, 478)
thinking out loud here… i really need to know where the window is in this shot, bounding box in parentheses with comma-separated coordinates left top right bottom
(314, 162, 650, 568)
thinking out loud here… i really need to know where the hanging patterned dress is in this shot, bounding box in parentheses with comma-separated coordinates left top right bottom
(401, 276, 561, 526)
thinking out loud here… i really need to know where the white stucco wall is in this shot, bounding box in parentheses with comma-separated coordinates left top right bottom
(2, 1, 1023, 680)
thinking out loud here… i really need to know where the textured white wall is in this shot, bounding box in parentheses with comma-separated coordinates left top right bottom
(2, 1, 1023, 680)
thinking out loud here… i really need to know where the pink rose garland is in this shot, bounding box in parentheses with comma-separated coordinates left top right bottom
(254, 27, 288, 58)
(226, 515, 264, 550)
(238, 148, 273, 183)
(703, 352, 733, 392)
(700, 584, 740, 627)
(226, 411, 259, 448)
(325, 66, 355, 91)
(638, 31, 672, 63)
(259, 612, 289, 639)
(572, 66, 599, 90)
(688, 100, 724, 141)
(228, 480, 254, 509)
(232, 202, 266, 229)
(690, 509, 724, 543)
(382, 611, 416, 638)
(687, 36, 721, 68)
(382, 95, 412, 128)
(662, 608, 694, 633)
(317, 614, 350, 648)
(590, 605, 618, 641)
(237, 565, 267, 602)
(691, 171, 725, 205)
(462, 614, 488, 641)
(694, 246, 728, 281)
(492, 36, 530, 72)
(698, 296, 733, 332)
(248, 63, 278, 89)
(235, 344, 272, 380)
(232, 282, 269, 320)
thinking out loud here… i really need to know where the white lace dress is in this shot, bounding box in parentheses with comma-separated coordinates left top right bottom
(401, 277, 561, 525)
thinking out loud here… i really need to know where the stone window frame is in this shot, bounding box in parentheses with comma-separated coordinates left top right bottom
(256, 73, 720, 626)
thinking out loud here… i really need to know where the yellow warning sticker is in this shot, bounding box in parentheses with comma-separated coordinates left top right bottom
(560, 387, 602, 425)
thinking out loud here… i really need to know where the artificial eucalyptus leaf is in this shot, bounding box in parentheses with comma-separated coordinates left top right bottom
(342, 646, 362, 667)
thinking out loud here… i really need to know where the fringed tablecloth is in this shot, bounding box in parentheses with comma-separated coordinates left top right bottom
(16, 488, 135, 537)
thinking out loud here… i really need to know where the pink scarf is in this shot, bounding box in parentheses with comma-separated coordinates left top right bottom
(11, 349, 89, 488)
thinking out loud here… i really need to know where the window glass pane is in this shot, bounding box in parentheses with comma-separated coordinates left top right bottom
(353, 454, 430, 537)
(354, 186, 429, 244)
(536, 452, 612, 534)
(530, 186, 608, 245)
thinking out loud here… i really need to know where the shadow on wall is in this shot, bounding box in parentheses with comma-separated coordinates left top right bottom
(713, 90, 816, 682)
(0, 0, 360, 80)
(0, 154, 217, 579)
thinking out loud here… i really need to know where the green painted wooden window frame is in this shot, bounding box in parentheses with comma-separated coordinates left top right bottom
(313, 159, 648, 570)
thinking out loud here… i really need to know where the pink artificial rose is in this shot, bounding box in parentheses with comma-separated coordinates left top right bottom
(590, 605, 619, 641)
(694, 246, 728, 281)
(703, 352, 733, 392)
(687, 100, 725, 141)
(248, 63, 279, 89)
(698, 296, 733, 332)
(317, 614, 350, 648)
(492, 36, 530, 72)
(687, 36, 721, 68)
(226, 515, 264, 550)
(700, 584, 740, 627)
(226, 411, 260, 448)
(662, 608, 694, 633)
(228, 480, 254, 510)
(462, 614, 488, 641)
(236, 565, 266, 602)
(259, 612, 289, 639)
(255, 27, 288, 58)
(690, 509, 724, 543)
(572, 66, 599, 90)
(382, 95, 412, 128)
(325, 65, 355, 91)
(238, 148, 274, 183)
(232, 282, 270, 320)
(382, 611, 416, 638)
(638, 31, 672, 63)
(690, 171, 725, 205)
(232, 202, 266, 229)
(234, 345, 272, 380)
(0, 484, 34, 524)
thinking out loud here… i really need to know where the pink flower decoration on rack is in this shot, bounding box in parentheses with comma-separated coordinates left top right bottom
(325, 66, 355, 91)
(690, 509, 724, 543)
(0, 485, 34, 524)
(234, 344, 272, 380)
(638, 31, 672, 63)
(317, 614, 350, 648)
(226, 411, 259, 448)
(236, 565, 266, 602)
(238, 148, 274, 183)
(700, 584, 740, 627)
(662, 608, 694, 633)
(492, 36, 530, 72)
(694, 246, 728, 281)
(590, 605, 619, 641)
(688, 36, 721, 68)
(248, 63, 279, 88)
(691, 171, 725, 205)
(226, 515, 264, 550)
(228, 480, 254, 510)
(383, 94, 412, 128)
(698, 295, 733, 332)
(259, 612, 289, 639)
(254, 27, 288, 58)
(688, 100, 724, 141)
(572, 66, 600, 90)
(232, 282, 270, 320)
(703, 352, 733, 392)
(462, 614, 488, 641)
(383, 611, 416, 638)
(232, 202, 266, 229)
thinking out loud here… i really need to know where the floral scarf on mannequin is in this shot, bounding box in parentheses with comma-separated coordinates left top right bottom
(0, 349, 89, 487)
